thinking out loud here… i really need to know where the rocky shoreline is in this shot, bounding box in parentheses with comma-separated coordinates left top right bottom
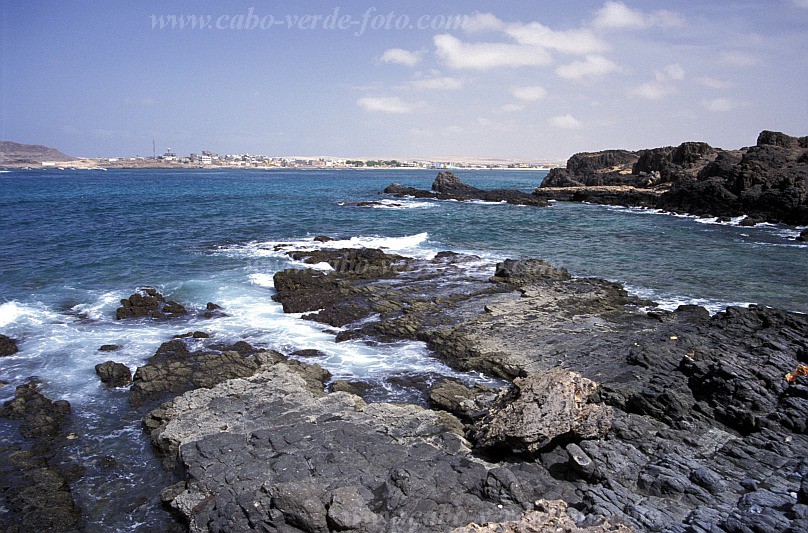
(534, 130, 808, 227)
(2, 249, 807, 532)
(161, 247, 807, 530)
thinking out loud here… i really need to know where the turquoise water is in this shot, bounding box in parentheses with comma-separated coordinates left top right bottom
(0, 168, 806, 529)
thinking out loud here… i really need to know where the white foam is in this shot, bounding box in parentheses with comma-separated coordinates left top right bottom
(216, 232, 436, 261)
(0, 301, 62, 330)
(68, 291, 120, 320)
(249, 273, 276, 288)
(624, 284, 752, 315)
(354, 198, 436, 210)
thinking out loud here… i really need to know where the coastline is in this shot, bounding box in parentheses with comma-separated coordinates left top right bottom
(1, 167, 806, 531)
(146, 247, 808, 530)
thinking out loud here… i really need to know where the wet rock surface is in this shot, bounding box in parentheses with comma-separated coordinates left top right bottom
(385, 171, 549, 206)
(264, 248, 808, 531)
(129, 339, 289, 407)
(536, 130, 808, 225)
(115, 289, 224, 321)
(0, 333, 19, 356)
(147, 363, 600, 532)
(95, 361, 133, 387)
(0, 382, 82, 532)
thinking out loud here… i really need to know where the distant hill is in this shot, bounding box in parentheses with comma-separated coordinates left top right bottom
(0, 141, 74, 164)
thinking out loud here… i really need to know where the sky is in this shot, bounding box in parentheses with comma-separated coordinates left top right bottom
(1, 1, 807, 160)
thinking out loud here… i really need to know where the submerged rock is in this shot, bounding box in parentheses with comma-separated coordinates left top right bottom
(0, 333, 19, 356)
(0, 382, 82, 532)
(1, 381, 72, 439)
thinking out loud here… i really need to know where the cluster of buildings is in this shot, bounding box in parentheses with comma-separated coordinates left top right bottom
(99, 148, 559, 170)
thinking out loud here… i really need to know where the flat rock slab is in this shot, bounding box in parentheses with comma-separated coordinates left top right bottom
(146, 363, 582, 532)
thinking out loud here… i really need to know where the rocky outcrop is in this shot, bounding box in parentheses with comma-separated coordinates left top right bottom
(490, 258, 572, 286)
(146, 363, 598, 532)
(95, 361, 132, 387)
(0, 382, 82, 532)
(116, 288, 188, 320)
(542, 150, 639, 188)
(0, 333, 19, 356)
(385, 171, 549, 206)
(472, 370, 613, 453)
(537, 131, 808, 225)
(268, 249, 808, 530)
(129, 339, 290, 407)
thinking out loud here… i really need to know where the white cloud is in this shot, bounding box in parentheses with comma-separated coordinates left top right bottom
(631, 82, 675, 100)
(697, 76, 733, 90)
(593, 1, 684, 30)
(720, 51, 760, 67)
(410, 76, 465, 90)
(501, 103, 524, 112)
(380, 48, 422, 66)
(511, 85, 547, 102)
(550, 114, 582, 129)
(593, 1, 647, 29)
(506, 22, 608, 55)
(357, 96, 425, 114)
(441, 125, 464, 135)
(701, 98, 743, 112)
(655, 63, 685, 81)
(434, 34, 552, 70)
(462, 12, 507, 33)
(556, 55, 621, 79)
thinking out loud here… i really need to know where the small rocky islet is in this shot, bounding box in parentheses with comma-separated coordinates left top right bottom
(2, 132, 807, 532)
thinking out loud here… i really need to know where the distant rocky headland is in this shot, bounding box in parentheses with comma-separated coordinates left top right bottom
(0, 141, 74, 165)
(534, 130, 808, 226)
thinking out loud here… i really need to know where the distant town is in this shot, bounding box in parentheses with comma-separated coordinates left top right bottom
(79, 148, 561, 170)
(0, 141, 564, 170)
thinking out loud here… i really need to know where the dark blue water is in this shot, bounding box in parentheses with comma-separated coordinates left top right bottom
(0, 168, 806, 530)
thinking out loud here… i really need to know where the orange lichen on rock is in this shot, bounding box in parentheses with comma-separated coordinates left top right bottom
(785, 363, 808, 384)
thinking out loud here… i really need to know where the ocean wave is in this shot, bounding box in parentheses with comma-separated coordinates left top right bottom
(67, 291, 121, 321)
(216, 232, 436, 261)
(623, 284, 752, 315)
(0, 300, 63, 330)
(339, 199, 437, 210)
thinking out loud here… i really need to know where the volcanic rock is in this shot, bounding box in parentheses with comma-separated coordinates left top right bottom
(1, 382, 72, 440)
(537, 130, 808, 225)
(0, 382, 82, 531)
(385, 171, 549, 206)
(129, 339, 287, 407)
(95, 361, 132, 387)
(472, 369, 613, 453)
(0, 333, 19, 356)
(115, 289, 188, 320)
(146, 363, 581, 532)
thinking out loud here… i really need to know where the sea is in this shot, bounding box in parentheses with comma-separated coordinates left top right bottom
(0, 167, 806, 530)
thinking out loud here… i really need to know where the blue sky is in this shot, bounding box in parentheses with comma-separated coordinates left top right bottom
(2, 1, 807, 159)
